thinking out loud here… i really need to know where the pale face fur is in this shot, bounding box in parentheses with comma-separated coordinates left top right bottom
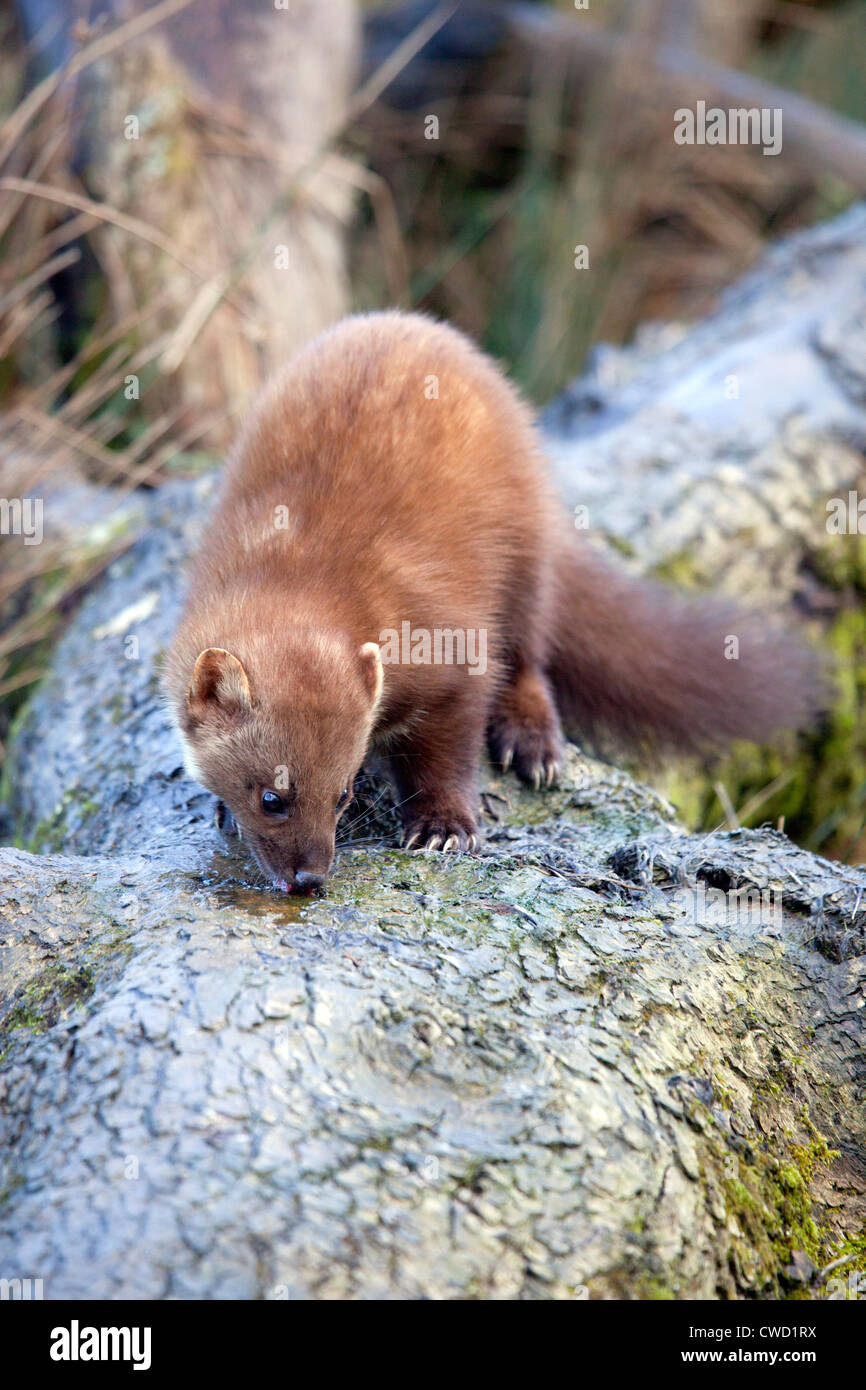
(179, 641, 382, 891)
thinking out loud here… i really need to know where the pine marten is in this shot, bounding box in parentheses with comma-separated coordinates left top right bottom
(164, 311, 822, 892)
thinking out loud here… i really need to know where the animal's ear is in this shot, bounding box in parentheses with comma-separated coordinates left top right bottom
(187, 648, 252, 721)
(358, 642, 383, 708)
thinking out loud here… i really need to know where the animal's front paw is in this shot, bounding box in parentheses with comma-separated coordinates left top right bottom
(402, 803, 479, 853)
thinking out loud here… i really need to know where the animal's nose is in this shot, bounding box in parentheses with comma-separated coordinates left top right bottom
(293, 869, 326, 893)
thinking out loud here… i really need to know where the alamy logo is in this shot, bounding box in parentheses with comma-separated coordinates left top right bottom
(50, 1320, 152, 1371)
(826, 491, 866, 534)
(378, 622, 487, 675)
(673, 882, 783, 926)
(825, 1270, 864, 1300)
(0, 496, 43, 545)
(674, 101, 782, 156)
(0, 1276, 43, 1299)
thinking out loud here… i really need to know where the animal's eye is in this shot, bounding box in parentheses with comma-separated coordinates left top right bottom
(336, 788, 350, 811)
(261, 789, 285, 815)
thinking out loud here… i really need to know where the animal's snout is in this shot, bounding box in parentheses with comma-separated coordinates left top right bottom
(293, 869, 326, 893)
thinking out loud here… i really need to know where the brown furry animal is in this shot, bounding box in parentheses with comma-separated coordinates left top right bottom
(163, 311, 822, 891)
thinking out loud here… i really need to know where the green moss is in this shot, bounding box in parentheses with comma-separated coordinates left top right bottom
(708, 1102, 842, 1294)
(789, 1111, 840, 1186)
(637, 1277, 677, 1300)
(1, 962, 94, 1053)
(825, 1227, 866, 1280)
(606, 534, 637, 561)
(365, 1134, 394, 1153)
(0, 1172, 24, 1206)
(651, 550, 702, 589)
(15, 783, 104, 854)
(0, 925, 133, 1063)
(19, 789, 76, 853)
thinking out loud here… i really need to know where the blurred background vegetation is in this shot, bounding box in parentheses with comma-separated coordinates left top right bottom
(2, 0, 866, 858)
(352, 0, 866, 398)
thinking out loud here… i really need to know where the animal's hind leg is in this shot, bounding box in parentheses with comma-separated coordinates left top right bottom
(488, 663, 564, 788)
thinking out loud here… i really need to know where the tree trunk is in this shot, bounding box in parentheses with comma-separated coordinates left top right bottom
(13, 0, 359, 444)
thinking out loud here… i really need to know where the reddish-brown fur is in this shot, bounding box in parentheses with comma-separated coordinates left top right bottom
(163, 311, 823, 891)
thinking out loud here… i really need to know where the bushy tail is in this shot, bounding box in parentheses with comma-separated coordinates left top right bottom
(546, 539, 827, 755)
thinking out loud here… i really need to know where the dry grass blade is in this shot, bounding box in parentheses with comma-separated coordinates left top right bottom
(348, 1, 459, 122)
(0, 177, 237, 292)
(0, 246, 79, 319)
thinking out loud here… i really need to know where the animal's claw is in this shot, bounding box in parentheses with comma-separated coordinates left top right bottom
(401, 808, 478, 856)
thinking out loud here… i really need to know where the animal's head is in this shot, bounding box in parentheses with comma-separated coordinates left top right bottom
(178, 637, 383, 892)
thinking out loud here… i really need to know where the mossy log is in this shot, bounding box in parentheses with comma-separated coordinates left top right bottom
(1, 469, 864, 1300)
